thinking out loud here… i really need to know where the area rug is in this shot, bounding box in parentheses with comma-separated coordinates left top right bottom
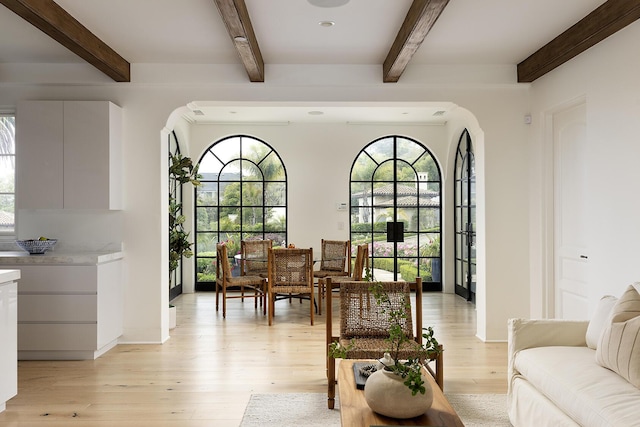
(240, 392, 511, 427)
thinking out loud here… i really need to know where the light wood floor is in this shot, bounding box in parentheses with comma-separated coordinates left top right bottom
(0, 291, 507, 427)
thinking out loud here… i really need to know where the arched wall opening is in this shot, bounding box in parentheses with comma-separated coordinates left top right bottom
(162, 102, 488, 338)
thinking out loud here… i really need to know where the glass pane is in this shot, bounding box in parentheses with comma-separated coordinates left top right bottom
(397, 137, 424, 164)
(242, 182, 263, 205)
(396, 159, 417, 182)
(196, 233, 217, 256)
(242, 207, 264, 231)
(419, 207, 439, 231)
(373, 161, 394, 182)
(196, 207, 218, 231)
(212, 137, 241, 164)
(242, 137, 269, 163)
(197, 185, 218, 206)
(414, 154, 440, 181)
(0, 156, 15, 192)
(0, 194, 14, 231)
(400, 208, 417, 232)
(0, 117, 16, 154)
(372, 182, 394, 209)
(365, 137, 393, 163)
(220, 182, 240, 206)
(198, 152, 223, 174)
(351, 206, 372, 231)
(397, 238, 417, 257)
(265, 182, 286, 205)
(220, 207, 240, 231)
(197, 257, 216, 282)
(242, 161, 262, 181)
(265, 207, 286, 231)
(263, 151, 285, 180)
(419, 233, 440, 257)
(220, 160, 241, 181)
(351, 153, 377, 181)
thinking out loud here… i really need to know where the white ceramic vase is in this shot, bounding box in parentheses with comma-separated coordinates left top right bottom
(364, 368, 433, 419)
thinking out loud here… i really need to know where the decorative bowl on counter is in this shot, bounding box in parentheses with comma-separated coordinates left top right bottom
(16, 238, 58, 254)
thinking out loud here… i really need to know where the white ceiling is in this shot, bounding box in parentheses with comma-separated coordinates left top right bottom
(0, 0, 607, 123)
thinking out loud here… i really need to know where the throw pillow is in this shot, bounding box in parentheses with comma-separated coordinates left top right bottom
(595, 284, 640, 388)
(586, 295, 617, 349)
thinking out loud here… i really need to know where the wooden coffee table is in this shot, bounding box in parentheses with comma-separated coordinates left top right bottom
(338, 360, 464, 426)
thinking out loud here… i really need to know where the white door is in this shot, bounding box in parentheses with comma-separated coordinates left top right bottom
(553, 102, 589, 319)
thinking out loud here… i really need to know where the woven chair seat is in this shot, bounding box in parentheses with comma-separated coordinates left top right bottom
(314, 269, 349, 278)
(226, 275, 266, 287)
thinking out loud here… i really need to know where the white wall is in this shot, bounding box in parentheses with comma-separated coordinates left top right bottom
(529, 20, 640, 318)
(1, 62, 530, 343)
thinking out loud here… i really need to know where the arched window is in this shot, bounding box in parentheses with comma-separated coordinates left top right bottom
(194, 135, 287, 291)
(350, 135, 441, 289)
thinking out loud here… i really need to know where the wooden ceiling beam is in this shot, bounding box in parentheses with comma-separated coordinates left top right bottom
(213, 0, 264, 82)
(518, 0, 640, 83)
(383, 0, 449, 83)
(0, 0, 130, 82)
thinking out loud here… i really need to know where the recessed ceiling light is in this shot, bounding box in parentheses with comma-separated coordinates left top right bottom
(233, 36, 247, 43)
(307, 0, 350, 7)
(319, 20, 335, 27)
(308, 111, 324, 115)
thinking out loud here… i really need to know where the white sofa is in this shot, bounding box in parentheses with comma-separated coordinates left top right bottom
(508, 286, 640, 427)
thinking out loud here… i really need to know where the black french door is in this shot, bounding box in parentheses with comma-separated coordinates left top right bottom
(454, 129, 476, 302)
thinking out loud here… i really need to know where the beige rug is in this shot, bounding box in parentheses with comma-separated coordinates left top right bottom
(240, 392, 511, 426)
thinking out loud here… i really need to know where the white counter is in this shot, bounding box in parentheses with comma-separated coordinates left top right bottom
(0, 251, 123, 265)
(0, 269, 20, 412)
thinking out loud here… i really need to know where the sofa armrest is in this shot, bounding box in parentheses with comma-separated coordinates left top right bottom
(507, 318, 589, 395)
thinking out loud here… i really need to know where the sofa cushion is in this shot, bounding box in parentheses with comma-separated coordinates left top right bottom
(586, 295, 617, 349)
(515, 346, 640, 426)
(596, 284, 640, 388)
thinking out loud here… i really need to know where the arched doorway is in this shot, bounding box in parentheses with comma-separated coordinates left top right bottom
(349, 135, 442, 290)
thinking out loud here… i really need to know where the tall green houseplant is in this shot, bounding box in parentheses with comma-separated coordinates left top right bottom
(169, 154, 201, 277)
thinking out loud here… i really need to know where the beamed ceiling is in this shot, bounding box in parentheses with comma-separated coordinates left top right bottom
(0, 0, 639, 84)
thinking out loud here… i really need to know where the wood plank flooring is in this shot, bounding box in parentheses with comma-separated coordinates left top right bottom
(0, 291, 507, 426)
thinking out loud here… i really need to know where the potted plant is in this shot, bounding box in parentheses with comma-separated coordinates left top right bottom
(169, 154, 201, 278)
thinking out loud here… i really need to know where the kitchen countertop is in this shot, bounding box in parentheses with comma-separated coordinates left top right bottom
(0, 269, 20, 283)
(0, 251, 123, 265)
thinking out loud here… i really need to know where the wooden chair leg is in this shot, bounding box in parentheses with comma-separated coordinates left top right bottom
(317, 280, 323, 316)
(328, 354, 336, 409)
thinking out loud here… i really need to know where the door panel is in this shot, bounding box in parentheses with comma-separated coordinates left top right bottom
(553, 102, 589, 319)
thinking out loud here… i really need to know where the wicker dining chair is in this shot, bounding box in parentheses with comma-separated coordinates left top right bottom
(215, 243, 267, 318)
(313, 239, 351, 279)
(317, 243, 369, 315)
(267, 247, 314, 326)
(241, 239, 272, 278)
(325, 277, 443, 410)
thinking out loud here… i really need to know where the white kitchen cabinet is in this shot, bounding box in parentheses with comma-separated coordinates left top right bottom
(16, 100, 123, 210)
(0, 270, 20, 413)
(11, 259, 123, 360)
